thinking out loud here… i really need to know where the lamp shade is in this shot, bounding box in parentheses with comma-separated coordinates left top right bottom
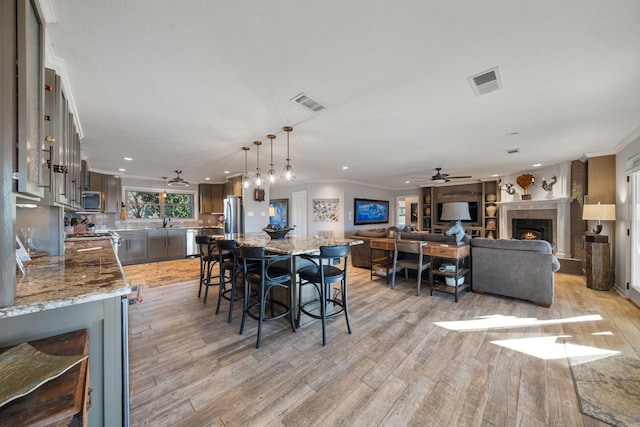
(440, 202, 471, 221)
(582, 203, 616, 221)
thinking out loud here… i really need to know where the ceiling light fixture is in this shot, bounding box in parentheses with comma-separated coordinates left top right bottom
(253, 141, 263, 187)
(123, 157, 133, 161)
(282, 126, 295, 181)
(167, 170, 189, 187)
(242, 147, 251, 188)
(267, 134, 277, 184)
(162, 176, 168, 197)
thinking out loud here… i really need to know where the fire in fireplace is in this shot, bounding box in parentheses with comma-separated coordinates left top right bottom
(512, 218, 552, 243)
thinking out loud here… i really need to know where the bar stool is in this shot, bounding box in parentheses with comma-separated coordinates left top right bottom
(196, 235, 218, 304)
(216, 240, 257, 323)
(238, 246, 295, 348)
(297, 244, 352, 346)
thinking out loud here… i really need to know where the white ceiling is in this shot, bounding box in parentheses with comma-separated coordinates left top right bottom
(43, 0, 640, 189)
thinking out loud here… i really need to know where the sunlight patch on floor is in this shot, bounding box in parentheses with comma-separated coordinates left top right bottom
(490, 335, 620, 360)
(434, 314, 602, 331)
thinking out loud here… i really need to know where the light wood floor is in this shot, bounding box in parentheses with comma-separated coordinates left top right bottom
(126, 261, 640, 426)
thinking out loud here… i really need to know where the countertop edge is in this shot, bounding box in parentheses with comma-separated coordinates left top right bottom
(0, 287, 131, 319)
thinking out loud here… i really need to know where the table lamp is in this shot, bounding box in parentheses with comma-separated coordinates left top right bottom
(582, 202, 615, 242)
(441, 202, 471, 242)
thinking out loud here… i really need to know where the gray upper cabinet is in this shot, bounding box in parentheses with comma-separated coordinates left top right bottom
(16, 0, 45, 198)
(199, 183, 224, 213)
(105, 175, 122, 213)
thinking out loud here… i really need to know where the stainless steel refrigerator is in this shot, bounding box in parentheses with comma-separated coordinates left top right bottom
(224, 196, 243, 234)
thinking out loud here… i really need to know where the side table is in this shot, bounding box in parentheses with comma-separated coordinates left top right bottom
(585, 240, 610, 290)
(425, 243, 471, 302)
(370, 238, 395, 283)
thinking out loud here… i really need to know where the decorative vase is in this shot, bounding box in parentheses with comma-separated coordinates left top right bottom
(424, 194, 431, 204)
(486, 194, 497, 202)
(485, 204, 497, 217)
(424, 207, 431, 216)
(486, 230, 495, 239)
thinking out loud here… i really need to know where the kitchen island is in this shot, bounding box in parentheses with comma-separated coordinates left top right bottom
(0, 238, 131, 426)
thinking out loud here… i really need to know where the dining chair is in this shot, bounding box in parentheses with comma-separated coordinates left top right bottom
(297, 244, 351, 346)
(196, 235, 218, 304)
(391, 239, 430, 296)
(238, 246, 296, 348)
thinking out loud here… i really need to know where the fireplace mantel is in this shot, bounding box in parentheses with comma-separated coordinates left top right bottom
(497, 197, 574, 258)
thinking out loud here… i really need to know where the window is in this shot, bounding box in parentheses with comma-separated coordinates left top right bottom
(124, 190, 194, 219)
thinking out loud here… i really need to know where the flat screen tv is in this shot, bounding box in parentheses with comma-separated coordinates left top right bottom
(354, 198, 389, 225)
(437, 201, 479, 224)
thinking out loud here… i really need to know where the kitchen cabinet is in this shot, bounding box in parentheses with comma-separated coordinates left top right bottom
(199, 183, 224, 213)
(16, 0, 46, 198)
(105, 175, 122, 213)
(42, 67, 83, 209)
(227, 176, 242, 196)
(86, 172, 121, 213)
(147, 229, 186, 261)
(118, 230, 148, 265)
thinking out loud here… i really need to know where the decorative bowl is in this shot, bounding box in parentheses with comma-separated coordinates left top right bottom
(262, 227, 294, 239)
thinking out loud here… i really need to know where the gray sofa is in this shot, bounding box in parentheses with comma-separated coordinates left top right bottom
(470, 238, 560, 307)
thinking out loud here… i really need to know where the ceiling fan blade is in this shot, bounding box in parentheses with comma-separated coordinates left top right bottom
(447, 175, 472, 179)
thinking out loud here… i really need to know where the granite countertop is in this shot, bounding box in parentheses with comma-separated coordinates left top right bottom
(2, 239, 130, 319)
(231, 232, 365, 255)
(110, 225, 223, 232)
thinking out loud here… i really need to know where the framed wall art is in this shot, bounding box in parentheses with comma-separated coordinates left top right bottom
(313, 198, 339, 222)
(354, 198, 389, 225)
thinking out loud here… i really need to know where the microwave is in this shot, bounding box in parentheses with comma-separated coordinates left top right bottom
(81, 191, 102, 212)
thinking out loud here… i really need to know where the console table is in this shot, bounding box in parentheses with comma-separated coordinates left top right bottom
(369, 238, 471, 301)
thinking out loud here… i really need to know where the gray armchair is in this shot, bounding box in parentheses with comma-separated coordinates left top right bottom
(391, 240, 430, 296)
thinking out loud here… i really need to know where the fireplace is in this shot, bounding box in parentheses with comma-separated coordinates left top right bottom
(512, 218, 553, 243)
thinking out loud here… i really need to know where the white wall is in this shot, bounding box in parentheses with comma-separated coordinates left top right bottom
(270, 181, 396, 237)
(242, 185, 270, 233)
(615, 131, 640, 300)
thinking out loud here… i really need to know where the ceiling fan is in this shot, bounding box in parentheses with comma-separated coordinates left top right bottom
(167, 170, 190, 187)
(428, 167, 472, 183)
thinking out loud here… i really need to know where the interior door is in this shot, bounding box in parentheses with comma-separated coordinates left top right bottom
(291, 191, 307, 236)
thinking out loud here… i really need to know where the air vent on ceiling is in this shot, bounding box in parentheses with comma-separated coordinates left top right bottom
(290, 92, 326, 112)
(505, 148, 520, 155)
(468, 66, 503, 96)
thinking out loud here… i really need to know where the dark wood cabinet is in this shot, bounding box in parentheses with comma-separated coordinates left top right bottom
(199, 183, 224, 213)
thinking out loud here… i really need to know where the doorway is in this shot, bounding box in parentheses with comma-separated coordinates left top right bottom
(291, 191, 307, 236)
(396, 195, 419, 229)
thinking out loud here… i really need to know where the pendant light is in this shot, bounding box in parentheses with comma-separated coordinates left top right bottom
(162, 176, 168, 198)
(242, 147, 251, 188)
(253, 141, 263, 187)
(267, 134, 277, 184)
(281, 126, 295, 181)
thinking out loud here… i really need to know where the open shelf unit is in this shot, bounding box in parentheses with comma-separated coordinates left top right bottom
(420, 180, 500, 238)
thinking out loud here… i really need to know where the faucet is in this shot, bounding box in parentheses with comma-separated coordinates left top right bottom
(163, 216, 171, 228)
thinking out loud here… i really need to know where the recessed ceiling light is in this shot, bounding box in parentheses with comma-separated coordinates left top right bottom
(224, 170, 230, 174)
(205, 177, 210, 181)
(118, 168, 126, 172)
(405, 181, 411, 184)
(491, 174, 499, 177)
(123, 157, 133, 161)
(532, 163, 542, 167)
(342, 166, 348, 170)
